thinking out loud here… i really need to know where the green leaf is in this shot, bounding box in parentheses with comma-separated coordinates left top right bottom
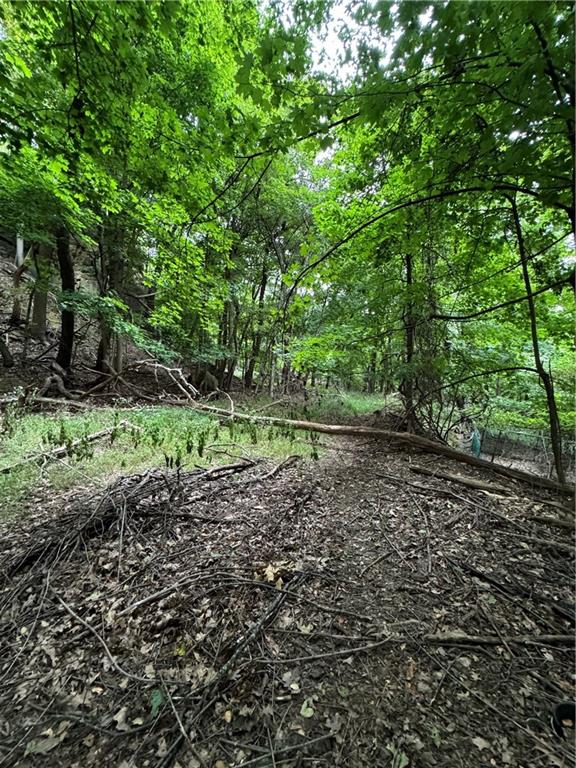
(150, 689, 165, 718)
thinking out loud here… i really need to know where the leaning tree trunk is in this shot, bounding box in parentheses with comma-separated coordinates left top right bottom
(55, 227, 75, 371)
(510, 198, 565, 483)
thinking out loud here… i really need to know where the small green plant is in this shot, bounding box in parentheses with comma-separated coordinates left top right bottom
(0, 405, 322, 521)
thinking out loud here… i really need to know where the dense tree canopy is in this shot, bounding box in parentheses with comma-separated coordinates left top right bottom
(0, 0, 573, 479)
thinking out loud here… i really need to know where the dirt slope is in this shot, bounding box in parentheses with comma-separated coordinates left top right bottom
(0, 437, 574, 767)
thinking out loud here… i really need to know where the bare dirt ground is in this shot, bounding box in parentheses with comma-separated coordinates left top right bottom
(0, 435, 574, 768)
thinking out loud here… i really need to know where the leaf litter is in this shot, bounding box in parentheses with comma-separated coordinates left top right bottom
(0, 437, 574, 767)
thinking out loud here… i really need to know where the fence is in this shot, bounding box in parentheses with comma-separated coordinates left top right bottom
(479, 426, 575, 480)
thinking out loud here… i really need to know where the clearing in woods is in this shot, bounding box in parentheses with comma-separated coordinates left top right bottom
(0, 429, 574, 768)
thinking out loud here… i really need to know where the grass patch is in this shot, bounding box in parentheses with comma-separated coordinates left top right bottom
(0, 404, 322, 520)
(304, 391, 398, 422)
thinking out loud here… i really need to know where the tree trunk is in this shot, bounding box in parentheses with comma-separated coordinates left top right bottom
(96, 321, 112, 373)
(95, 223, 125, 375)
(10, 237, 26, 325)
(510, 198, 565, 483)
(30, 289, 48, 342)
(0, 337, 14, 367)
(244, 263, 268, 389)
(55, 227, 75, 370)
(366, 350, 377, 393)
(29, 243, 53, 342)
(112, 334, 124, 373)
(268, 353, 275, 397)
(401, 251, 416, 431)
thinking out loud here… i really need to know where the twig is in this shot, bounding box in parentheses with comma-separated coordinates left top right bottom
(419, 643, 574, 764)
(133, 359, 199, 399)
(255, 637, 393, 664)
(52, 591, 178, 684)
(0, 690, 61, 767)
(216, 574, 307, 682)
(478, 603, 515, 657)
(449, 557, 575, 624)
(359, 549, 394, 577)
(160, 674, 205, 766)
(382, 532, 416, 570)
(235, 735, 332, 767)
(429, 653, 463, 706)
(116, 497, 127, 582)
(407, 489, 432, 573)
(256, 632, 573, 666)
(409, 464, 514, 495)
(503, 531, 575, 555)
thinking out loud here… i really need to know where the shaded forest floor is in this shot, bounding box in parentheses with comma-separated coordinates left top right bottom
(1, 430, 574, 768)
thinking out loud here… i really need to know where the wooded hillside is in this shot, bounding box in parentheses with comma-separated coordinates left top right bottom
(0, 4, 574, 768)
(0, 0, 573, 481)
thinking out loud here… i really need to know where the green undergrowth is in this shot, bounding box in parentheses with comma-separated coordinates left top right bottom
(241, 390, 395, 422)
(0, 404, 323, 520)
(305, 391, 396, 421)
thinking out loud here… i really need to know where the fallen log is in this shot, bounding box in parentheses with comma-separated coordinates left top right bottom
(525, 514, 575, 531)
(423, 631, 575, 648)
(409, 464, 514, 495)
(449, 557, 575, 625)
(0, 395, 91, 410)
(176, 400, 573, 496)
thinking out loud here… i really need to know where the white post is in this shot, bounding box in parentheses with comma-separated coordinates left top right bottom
(15, 236, 24, 266)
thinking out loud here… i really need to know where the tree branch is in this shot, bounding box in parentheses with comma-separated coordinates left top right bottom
(431, 279, 568, 321)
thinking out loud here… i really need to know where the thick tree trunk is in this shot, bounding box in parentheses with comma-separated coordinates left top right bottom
(55, 227, 75, 370)
(112, 334, 123, 373)
(510, 199, 565, 483)
(244, 356, 257, 391)
(30, 289, 48, 342)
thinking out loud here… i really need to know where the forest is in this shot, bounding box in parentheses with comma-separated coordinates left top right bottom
(0, 2, 574, 767)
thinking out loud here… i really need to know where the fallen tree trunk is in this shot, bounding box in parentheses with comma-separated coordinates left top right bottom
(525, 514, 574, 531)
(423, 631, 574, 648)
(408, 465, 514, 495)
(0, 395, 91, 411)
(183, 401, 573, 496)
